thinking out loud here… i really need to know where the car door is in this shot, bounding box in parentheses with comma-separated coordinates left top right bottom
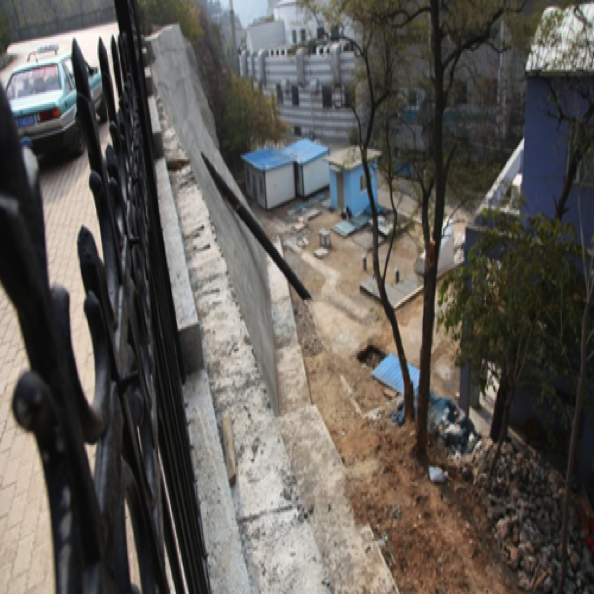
(61, 59, 77, 127)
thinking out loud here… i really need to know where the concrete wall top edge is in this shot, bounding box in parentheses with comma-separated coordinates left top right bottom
(147, 25, 279, 411)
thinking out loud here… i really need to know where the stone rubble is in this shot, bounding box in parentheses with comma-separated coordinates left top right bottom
(456, 440, 594, 593)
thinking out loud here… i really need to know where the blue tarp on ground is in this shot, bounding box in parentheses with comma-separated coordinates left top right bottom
(372, 354, 420, 395)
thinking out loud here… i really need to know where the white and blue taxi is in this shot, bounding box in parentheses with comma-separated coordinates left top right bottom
(5, 45, 106, 157)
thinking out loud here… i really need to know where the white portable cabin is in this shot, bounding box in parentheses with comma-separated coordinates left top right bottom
(241, 148, 296, 210)
(281, 139, 330, 198)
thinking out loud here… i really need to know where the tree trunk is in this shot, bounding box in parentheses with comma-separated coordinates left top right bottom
(416, 0, 447, 456)
(556, 296, 593, 594)
(489, 383, 514, 486)
(490, 380, 507, 441)
(364, 159, 415, 423)
(555, 104, 594, 220)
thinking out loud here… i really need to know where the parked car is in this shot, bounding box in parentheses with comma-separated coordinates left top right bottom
(5, 48, 106, 157)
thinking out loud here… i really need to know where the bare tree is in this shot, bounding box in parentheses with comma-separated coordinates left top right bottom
(307, 2, 418, 423)
(302, 0, 527, 452)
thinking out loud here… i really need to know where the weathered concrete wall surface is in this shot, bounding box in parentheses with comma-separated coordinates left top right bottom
(147, 25, 278, 409)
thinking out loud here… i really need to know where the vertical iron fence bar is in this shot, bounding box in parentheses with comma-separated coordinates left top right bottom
(113, 0, 210, 591)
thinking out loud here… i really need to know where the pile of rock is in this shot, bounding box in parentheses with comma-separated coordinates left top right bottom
(461, 441, 594, 593)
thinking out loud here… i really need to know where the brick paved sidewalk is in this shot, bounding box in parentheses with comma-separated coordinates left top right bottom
(0, 131, 106, 592)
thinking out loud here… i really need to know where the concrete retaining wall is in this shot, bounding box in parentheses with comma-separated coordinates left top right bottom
(147, 25, 278, 411)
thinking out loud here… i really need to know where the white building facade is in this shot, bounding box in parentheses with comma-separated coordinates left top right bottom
(240, 42, 357, 145)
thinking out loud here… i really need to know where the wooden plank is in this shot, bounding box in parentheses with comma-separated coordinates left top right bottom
(222, 412, 237, 487)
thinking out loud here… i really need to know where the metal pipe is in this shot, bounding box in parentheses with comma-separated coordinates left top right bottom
(201, 154, 311, 300)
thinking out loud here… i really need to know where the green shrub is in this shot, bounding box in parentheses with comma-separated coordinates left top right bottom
(138, 0, 202, 42)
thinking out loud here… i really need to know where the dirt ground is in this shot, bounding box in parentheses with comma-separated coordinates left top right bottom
(259, 195, 519, 593)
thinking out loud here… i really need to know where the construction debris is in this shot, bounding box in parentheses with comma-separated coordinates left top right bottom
(460, 441, 594, 593)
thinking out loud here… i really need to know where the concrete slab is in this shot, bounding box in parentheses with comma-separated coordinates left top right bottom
(183, 371, 252, 594)
(144, 66, 153, 96)
(163, 118, 326, 592)
(155, 157, 203, 373)
(276, 344, 310, 415)
(360, 274, 422, 310)
(148, 95, 164, 159)
(279, 406, 398, 594)
(227, 391, 297, 521)
(267, 241, 310, 414)
(239, 508, 329, 594)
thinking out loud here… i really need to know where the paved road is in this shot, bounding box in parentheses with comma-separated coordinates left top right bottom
(0, 23, 117, 593)
(1, 22, 119, 86)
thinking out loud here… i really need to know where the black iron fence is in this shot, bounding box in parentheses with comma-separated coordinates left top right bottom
(0, 0, 210, 591)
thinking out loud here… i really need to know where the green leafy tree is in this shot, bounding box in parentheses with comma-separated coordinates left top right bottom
(138, 0, 202, 42)
(438, 212, 583, 478)
(221, 75, 288, 162)
(556, 195, 594, 593)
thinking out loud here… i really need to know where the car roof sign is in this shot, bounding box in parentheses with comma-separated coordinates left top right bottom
(27, 43, 60, 62)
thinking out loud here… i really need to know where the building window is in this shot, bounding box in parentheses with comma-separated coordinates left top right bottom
(276, 84, 284, 105)
(317, 27, 325, 40)
(291, 85, 299, 106)
(360, 174, 368, 192)
(294, 126, 302, 136)
(292, 30, 297, 44)
(570, 124, 594, 186)
(344, 85, 354, 108)
(300, 29, 306, 42)
(330, 25, 340, 41)
(408, 89, 418, 108)
(322, 85, 333, 108)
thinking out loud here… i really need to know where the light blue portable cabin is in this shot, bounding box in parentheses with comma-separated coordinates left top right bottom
(325, 147, 381, 214)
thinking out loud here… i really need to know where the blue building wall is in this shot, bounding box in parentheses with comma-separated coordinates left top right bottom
(329, 169, 338, 208)
(522, 76, 594, 240)
(329, 161, 379, 214)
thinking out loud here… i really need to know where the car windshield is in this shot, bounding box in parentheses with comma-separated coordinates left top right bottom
(5, 65, 62, 100)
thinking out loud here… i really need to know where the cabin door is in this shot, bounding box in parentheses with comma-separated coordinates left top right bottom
(294, 164, 302, 196)
(337, 173, 345, 210)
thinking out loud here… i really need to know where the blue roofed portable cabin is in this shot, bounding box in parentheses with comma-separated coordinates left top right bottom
(241, 148, 296, 210)
(281, 139, 330, 197)
(522, 4, 594, 241)
(325, 147, 382, 215)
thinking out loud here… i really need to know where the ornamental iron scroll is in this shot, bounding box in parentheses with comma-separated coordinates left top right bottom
(0, 0, 211, 591)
